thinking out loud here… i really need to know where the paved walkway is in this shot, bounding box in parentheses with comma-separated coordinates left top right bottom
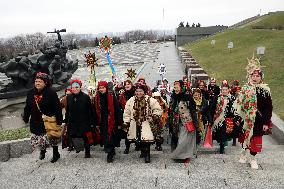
(136, 42, 184, 88)
(0, 42, 284, 189)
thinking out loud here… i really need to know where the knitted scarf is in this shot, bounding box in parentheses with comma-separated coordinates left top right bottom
(95, 91, 115, 139)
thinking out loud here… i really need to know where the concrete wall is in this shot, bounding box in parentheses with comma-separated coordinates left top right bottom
(176, 26, 228, 47)
(0, 138, 33, 162)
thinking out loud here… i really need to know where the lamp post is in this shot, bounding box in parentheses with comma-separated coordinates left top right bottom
(163, 8, 165, 43)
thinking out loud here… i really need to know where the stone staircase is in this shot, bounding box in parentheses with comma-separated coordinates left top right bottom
(0, 138, 283, 188)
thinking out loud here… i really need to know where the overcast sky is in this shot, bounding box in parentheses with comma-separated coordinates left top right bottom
(0, 0, 283, 38)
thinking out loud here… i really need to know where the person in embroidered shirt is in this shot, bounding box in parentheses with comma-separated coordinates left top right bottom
(209, 80, 236, 154)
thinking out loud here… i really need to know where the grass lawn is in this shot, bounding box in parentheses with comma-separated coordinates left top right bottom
(0, 127, 30, 142)
(185, 13, 284, 119)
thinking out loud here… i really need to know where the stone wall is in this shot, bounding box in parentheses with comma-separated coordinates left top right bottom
(176, 26, 228, 47)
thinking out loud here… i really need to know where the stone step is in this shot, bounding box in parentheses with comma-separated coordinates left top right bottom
(1, 142, 284, 188)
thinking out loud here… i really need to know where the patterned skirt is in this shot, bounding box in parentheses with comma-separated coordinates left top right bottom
(30, 133, 61, 150)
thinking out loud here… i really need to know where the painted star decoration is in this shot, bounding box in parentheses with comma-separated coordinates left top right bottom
(125, 68, 137, 81)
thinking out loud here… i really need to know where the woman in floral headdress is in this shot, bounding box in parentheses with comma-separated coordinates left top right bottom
(210, 80, 237, 154)
(234, 56, 272, 170)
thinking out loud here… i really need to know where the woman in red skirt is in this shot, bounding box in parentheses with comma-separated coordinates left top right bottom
(234, 56, 272, 169)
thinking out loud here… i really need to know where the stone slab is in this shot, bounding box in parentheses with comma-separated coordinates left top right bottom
(271, 113, 284, 144)
(9, 138, 33, 158)
(0, 142, 10, 162)
(189, 68, 206, 74)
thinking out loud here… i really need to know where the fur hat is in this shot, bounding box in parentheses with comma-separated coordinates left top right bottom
(35, 72, 51, 87)
(134, 83, 148, 93)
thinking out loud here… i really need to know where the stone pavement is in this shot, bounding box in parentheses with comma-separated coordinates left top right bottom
(135, 42, 184, 88)
(0, 137, 283, 189)
(0, 42, 284, 188)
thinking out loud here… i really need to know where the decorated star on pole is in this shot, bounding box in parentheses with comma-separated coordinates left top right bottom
(125, 68, 137, 81)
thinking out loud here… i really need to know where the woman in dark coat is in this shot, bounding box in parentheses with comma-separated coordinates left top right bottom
(65, 79, 95, 158)
(93, 80, 123, 163)
(23, 72, 63, 163)
(168, 80, 198, 164)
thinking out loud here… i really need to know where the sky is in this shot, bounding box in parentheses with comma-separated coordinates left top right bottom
(0, 0, 283, 38)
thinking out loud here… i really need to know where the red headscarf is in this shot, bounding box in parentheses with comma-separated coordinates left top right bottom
(97, 81, 108, 89)
(94, 81, 115, 140)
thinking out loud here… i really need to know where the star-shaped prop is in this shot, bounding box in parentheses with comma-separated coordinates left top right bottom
(125, 68, 137, 81)
(85, 51, 98, 73)
(99, 36, 112, 53)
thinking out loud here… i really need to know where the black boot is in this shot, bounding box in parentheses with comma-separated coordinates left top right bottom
(171, 135, 178, 152)
(155, 143, 163, 151)
(39, 149, 46, 160)
(107, 149, 115, 163)
(67, 146, 74, 151)
(124, 140, 130, 154)
(144, 145, 150, 163)
(50, 146, 60, 163)
(85, 145, 91, 158)
(139, 147, 146, 158)
(135, 142, 140, 151)
(232, 138, 237, 146)
(220, 144, 225, 154)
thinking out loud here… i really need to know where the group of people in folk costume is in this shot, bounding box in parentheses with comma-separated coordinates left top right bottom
(23, 56, 272, 169)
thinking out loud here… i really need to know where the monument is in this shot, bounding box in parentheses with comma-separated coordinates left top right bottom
(0, 29, 78, 99)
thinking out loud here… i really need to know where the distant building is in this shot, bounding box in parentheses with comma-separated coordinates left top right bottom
(175, 26, 228, 47)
